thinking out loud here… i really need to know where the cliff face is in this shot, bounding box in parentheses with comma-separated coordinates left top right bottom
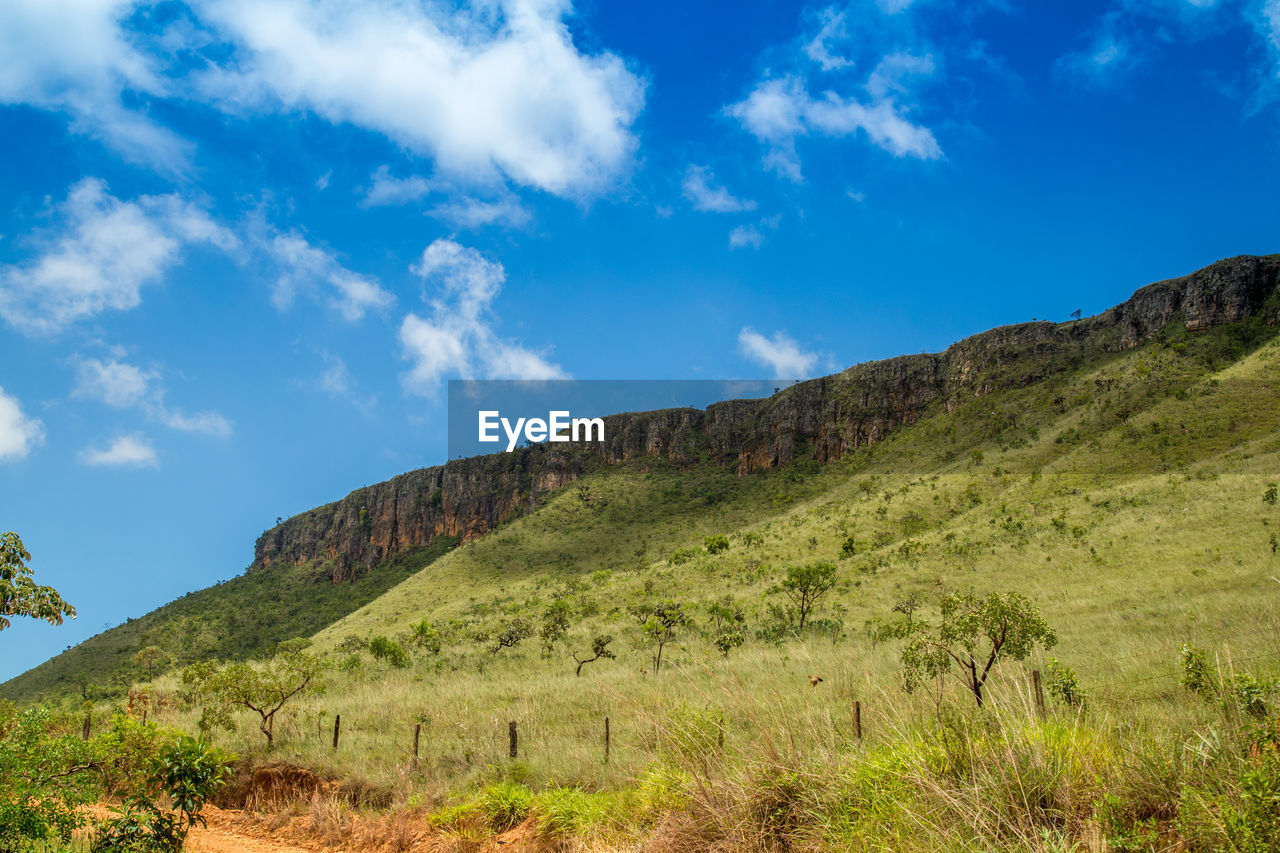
(253, 254, 1280, 577)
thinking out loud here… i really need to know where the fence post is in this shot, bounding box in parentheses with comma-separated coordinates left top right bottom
(82, 713, 91, 741)
(604, 716, 610, 764)
(1032, 670, 1046, 717)
(413, 723, 421, 769)
(718, 713, 724, 750)
(509, 720, 518, 759)
(332, 714, 341, 749)
(854, 700, 862, 744)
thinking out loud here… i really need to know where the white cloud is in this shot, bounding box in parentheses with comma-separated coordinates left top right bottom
(0, 0, 189, 169)
(737, 328, 819, 378)
(72, 357, 156, 408)
(430, 195, 532, 229)
(80, 433, 158, 468)
(264, 231, 394, 322)
(360, 166, 434, 208)
(805, 8, 852, 71)
(400, 239, 566, 392)
(0, 386, 46, 462)
(0, 179, 237, 335)
(193, 0, 645, 198)
(728, 225, 765, 250)
(682, 166, 757, 213)
(727, 65, 941, 180)
(70, 354, 233, 437)
(728, 214, 781, 250)
(155, 409, 233, 437)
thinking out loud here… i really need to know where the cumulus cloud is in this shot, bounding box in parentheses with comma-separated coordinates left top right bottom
(737, 328, 819, 378)
(728, 69, 942, 180)
(264, 231, 394, 322)
(0, 179, 237, 336)
(400, 239, 566, 393)
(360, 166, 434, 208)
(71, 355, 232, 437)
(0, 0, 189, 169)
(193, 0, 645, 198)
(71, 356, 156, 409)
(430, 195, 532, 229)
(682, 166, 757, 213)
(728, 225, 765, 250)
(80, 433, 158, 468)
(0, 386, 46, 462)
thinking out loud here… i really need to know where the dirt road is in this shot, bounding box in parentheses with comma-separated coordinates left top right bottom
(186, 808, 325, 853)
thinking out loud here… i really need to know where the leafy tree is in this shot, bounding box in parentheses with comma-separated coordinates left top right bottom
(181, 640, 325, 745)
(134, 646, 172, 682)
(1, 531, 76, 632)
(540, 599, 573, 652)
(704, 596, 745, 632)
(92, 734, 231, 852)
(780, 562, 837, 630)
(491, 618, 533, 653)
(713, 630, 744, 658)
(638, 601, 687, 674)
(878, 591, 1057, 707)
(572, 635, 616, 676)
(0, 703, 99, 850)
(368, 635, 410, 667)
(704, 535, 729, 554)
(1265, 483, 1279, 505)
(408, 619, 442, 654)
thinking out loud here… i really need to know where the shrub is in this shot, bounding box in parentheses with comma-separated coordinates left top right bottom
(92, 734, 232, 853)
(0, 704, 99, 851)
(369, 636, 411, 668)
(480, 780, 533, 831)
(704, 535, 730, 554)
(1180, 642, 1217, 698)
(713, 630, 744, 658)
(1045, 657, 1087, 708)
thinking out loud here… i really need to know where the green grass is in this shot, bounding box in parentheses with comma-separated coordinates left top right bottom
(130, 323, 1279, 802)
(17, 311, 1280, 851)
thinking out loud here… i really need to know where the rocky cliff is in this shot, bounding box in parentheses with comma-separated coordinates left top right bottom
(253, 254, 1280, 578)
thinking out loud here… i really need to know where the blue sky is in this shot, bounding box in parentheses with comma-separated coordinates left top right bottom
(2, 0, 1279, 681)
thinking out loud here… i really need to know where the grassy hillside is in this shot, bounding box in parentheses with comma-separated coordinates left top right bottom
(122, 317, 1277, 808)
(0, 535, 458, 703)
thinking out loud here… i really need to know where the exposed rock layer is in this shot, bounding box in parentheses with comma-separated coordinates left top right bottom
(253, 255, 1280, 579)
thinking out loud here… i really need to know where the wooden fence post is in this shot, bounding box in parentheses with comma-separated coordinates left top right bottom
(509, 720, 518, 759)
(854, 700, 862, 744)
(604, 717, 610, 764)
(412, 723, 421, 769)
(718, 713, 724, 750)
(332, 714, 341, 749)
(1032, 670, 1046, 717)
(82, 713, 91, 741)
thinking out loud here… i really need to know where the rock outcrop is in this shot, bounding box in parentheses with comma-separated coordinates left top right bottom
(253, 254, 1280, 578)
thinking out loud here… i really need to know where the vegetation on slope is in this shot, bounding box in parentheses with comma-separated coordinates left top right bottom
(67, 315, 1275, 851)
(0, 536, 458, 704)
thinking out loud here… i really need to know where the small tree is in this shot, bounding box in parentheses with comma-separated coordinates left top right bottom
(368, 636, 410, 668)
(181, 640, 324, 746)
(134, 646, 172, 682)
(713, 630, 744, 658)
(878, 591, 1057, 708)
(1, 532, 76, 632)
(639, 602, 687, 674)
(540, 600, 573, 653)
(408, 619, 442, 654)
(780, 562, 837, 631)
(704, 535, 729, 554)
(572, 635, 615, 676)
(491, 618, 533, 653)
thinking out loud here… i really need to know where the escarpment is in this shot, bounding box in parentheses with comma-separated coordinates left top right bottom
(253, 254, 1280, 578)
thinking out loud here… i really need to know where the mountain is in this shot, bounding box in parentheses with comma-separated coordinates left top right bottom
(4, 253, 1277, 704)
